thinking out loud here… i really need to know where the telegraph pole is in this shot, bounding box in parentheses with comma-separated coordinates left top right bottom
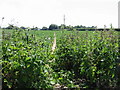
(63, 14, 65, 25)
(0, 17, 4, 28)
(61, 14, 66, 30)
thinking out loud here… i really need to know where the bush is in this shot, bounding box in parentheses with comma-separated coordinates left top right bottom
(2, 29, 53, 88)
(54, 30, 119, 88)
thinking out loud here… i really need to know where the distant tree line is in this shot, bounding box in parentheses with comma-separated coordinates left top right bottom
(3, 24, 120, 31)
(41, 24, 96, 30)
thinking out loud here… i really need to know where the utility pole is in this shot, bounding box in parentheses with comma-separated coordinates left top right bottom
(0, 17, 4, 28)
(63, 14, 66, 30)
(63, 14, 65, 25)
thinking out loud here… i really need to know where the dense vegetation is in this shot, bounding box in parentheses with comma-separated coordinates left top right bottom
(4, 24, 97, 31)
(1, 28, 120, 89)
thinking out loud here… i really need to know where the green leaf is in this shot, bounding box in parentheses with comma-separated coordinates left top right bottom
(26, 57, 31, 61)
(58, 78, 63, 80)
(50, 80, 56, 85)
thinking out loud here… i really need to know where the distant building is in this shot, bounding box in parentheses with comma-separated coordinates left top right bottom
(118, 1, 120, 28)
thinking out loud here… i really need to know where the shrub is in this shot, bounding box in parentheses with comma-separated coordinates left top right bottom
(54, 30, 119, 88)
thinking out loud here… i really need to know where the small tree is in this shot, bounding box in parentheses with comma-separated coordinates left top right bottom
(6, 24, 14, 29)
(41, 26, 48, 30)
(49, 24, 59, 30)
(20, 26, 26, 30)
(31, 27, 38, 30)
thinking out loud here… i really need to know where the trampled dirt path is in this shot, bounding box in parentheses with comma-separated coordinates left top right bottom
(51, 32, 56, 54)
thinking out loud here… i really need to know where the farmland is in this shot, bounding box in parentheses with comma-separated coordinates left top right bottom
(1, 28, 120, 89)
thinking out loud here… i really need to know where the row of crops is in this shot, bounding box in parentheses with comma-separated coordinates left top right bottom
(1, 29, 120, 89)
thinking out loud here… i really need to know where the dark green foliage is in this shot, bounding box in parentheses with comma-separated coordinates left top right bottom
(41, 26, 48, 30)
(2, 29, 120, 89)
(2, 29, 53, 88)
(6, 24, 19, 30)
(49, 24, 59, 30)
(54, 30, 119, 88)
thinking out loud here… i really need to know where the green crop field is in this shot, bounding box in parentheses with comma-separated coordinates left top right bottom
(1, 28, 120, 89)
(2, 29, 108, 40)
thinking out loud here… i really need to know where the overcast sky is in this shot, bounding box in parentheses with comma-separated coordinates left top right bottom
(0, 0, 119, 28)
